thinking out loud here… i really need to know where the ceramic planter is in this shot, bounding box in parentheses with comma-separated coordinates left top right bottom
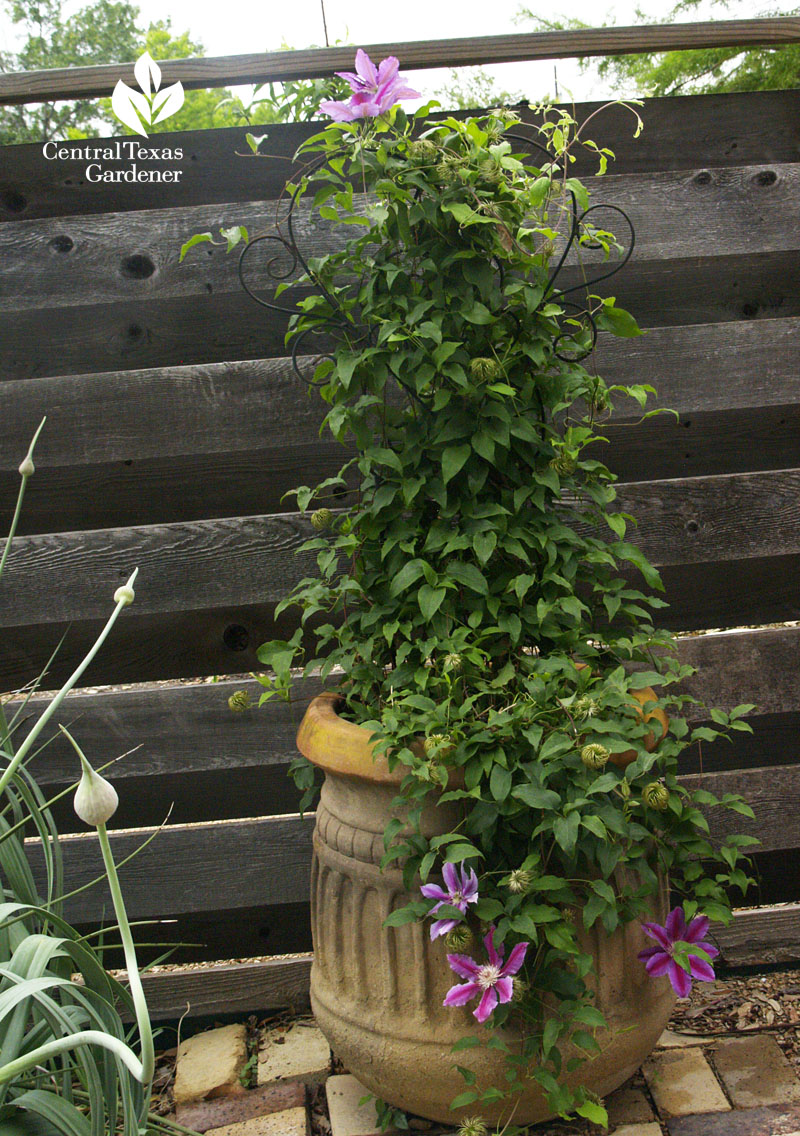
(297, 692, 676, 1125)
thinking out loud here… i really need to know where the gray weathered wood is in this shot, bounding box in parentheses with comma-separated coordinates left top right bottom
(134, 954, 312, 1020)
(3, 91, 799, 224)
(712, 904, 800, 966)
(2, 163, 798, 313)
(2, 248, 799, 381)
(4, 318, 797, 466)
(1, 19, 798, 104)
(3, 468, 800, 629)
(27, 813, 313, 923)
(683, 764, 800, 853)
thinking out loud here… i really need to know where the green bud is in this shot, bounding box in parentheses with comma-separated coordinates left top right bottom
(228, 690, 252, 713)
(423, 733, 454, 759)
(74, 753, 119, 827)
(580, 743, 610, 771)
(618, 779, 632, 801)
(549, 452, 577, 476)
(311, 508, 333, 531)
(407, 139, 438, 163)
(478, 158, 503, 185)
(443, 652, 463, 672)
(510, 976, 529, 1004)
(643, 781, 670, 811)
(573, 696, 600, 721)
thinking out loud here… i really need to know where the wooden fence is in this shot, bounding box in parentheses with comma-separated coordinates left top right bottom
(1, 60, 800, 1016)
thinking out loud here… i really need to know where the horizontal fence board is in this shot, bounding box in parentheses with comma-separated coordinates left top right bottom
(3, 250, 800, 380)
(685, 765, 800, 853)
(3, 468, 800, 630)
(2, 91, 799, 222)
(713, 904, 800, 967)
(27, 814, 313, 924)
(1, 20, 798, 104)
(135, 954, 312, 1021)
(2, 163, 798, 314)
(4, 317, 798, 464)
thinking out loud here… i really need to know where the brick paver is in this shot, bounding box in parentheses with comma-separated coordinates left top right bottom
(327, 1074, 397, 1136)
(606, 1082, 656, 1127)
(176, 1081, 305, 1132)
(257, 1023, 331, 1087)
(206, 1105, 309, 1136)
(174, 1024, 248, 1105)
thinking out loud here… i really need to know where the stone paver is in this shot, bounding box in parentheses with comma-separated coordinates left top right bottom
(656, 1030, 708, 1048)
(643, 1047, 730, 1117)
(327, 1074, 398, 1136)
(610, 1124, 663, 1136)
(257, 1023, 331, 1087)
(712, 1034, 800, 1109)
(207, 1105, 308, 1136)
(176, 1081, 305, 1132)
(174, 1023, 248, 1105)
(606, 1083, 655, 1126)
(667, 1100, 800, 1136)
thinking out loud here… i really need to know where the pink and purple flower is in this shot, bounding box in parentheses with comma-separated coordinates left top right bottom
(444, 926, 528, 1023)
(638, 906, 719, 998)
(320, 50, 420, 122)
(420, 861, 479, 939)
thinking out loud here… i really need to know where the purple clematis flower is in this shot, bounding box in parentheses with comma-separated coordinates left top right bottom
(444, 926, 528, 1023)
(420, 861, 479, 939)
(638, 906, 719, 998)
(319, 49, 420, 122)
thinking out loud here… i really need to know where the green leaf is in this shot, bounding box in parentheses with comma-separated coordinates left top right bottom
(443, 843, 484, 863)
(418, 584, 447, 620)
(442, 444, 472, 484)
(512, 785, 561, 810)
(490, 764, 512, 802)
(448, 562, 488, 594)
(597, 304, 643, 338)
(179, 231, 214, 261)
(390, 560, 426, 595)
(553, 811, 580, 855)
(576, 1100, 608, 1125)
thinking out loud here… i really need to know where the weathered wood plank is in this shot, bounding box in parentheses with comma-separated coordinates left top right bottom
(3, 91, 798, 222)
(27, 813, 313, 924)
(713, 904, 800, 966)
(3, 468, 800, 630)
(134, 954, 312, 1021)
(2, 249, 798, 380)
(2, 163, 797, 313)
(683, 764, 800, 853)
(3, 319, 798, 466)
(1, 20, 798, 104)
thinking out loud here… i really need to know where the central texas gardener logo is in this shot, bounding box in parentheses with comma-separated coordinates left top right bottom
(112, 52, 185, 137)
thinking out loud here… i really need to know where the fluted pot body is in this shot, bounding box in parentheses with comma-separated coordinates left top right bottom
(298, 693, 676, 1126)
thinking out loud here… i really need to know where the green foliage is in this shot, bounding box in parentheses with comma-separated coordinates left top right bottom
(518, 1, 800, 96)
(433, 67, 527, 111)
(256, 100, 755, 1121)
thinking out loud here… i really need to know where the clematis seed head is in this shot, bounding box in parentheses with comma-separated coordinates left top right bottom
(507, 868, 535, 894)
(445, 925, 474, 952)
(581, 743, 610, 770)
(228, 690, 251, 712)
(443, 652, 463, 672)
(549, 452, 577, 476)
(573, 695, 600, 721)
(643, 781, 670, 811)
(423, 733, 453, 758)
(470, 357, 502, 383)
(407, 139, 438, 162)
(457, 1118, 488, 1136)
(311, 508, 333, 531)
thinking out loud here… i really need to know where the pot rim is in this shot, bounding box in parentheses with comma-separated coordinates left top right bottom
(296, 691, 403, 784)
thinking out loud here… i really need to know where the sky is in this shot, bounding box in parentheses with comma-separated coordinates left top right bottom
(0, 0, 796, 106)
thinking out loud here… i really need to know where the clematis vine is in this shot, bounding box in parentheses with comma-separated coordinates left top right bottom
(420, 861, 479, 939)
(444, 926, 528, 1023)
(638, 906, 719, 998)
(319, 49, 420, 122)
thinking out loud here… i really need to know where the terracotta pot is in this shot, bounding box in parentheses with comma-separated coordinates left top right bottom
(297, 692, 676, 1125)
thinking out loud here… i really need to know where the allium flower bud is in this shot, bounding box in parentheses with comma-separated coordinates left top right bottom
(18, 455, 35, 478)
(643, 781, 670, 811)
(457, 1118, 488, 1136)
(581, 743, 610, 770)
(445, 925, 474, 952)
(311, 508, 333, 531)
(470, 357, 502, 383)
(228, 690, 251, 712)
(114, 584, 135, 606)
(74, 753, 119, 827)
(507, 868, 535, 894)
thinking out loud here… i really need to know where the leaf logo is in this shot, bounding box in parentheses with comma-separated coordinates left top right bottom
(111, 52, 184, 137)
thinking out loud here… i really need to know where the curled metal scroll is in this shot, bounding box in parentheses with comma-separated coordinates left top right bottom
(237, 124, 635, 380)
